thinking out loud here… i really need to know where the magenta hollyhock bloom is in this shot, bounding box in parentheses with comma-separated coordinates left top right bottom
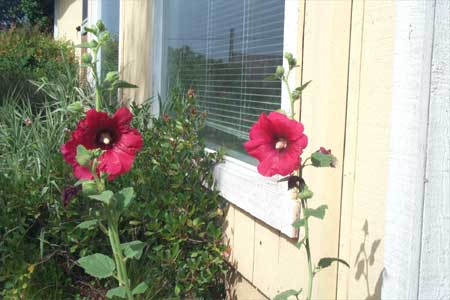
(244, 112, 308, 177)
(61, 107, 143, 180)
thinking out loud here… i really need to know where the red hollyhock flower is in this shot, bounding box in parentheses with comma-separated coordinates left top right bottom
(61, 108, 143, 180)
(244, 112, 308, 177)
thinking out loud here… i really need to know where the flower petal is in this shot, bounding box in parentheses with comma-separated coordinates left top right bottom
(115, 128, 143, 155)
(73, 164, 93, 180)
(244, 139, 277, 162)
(113, 107, 133, 130)
(267, 111, 304, 142)
(249, 113, 274, 142)
(61, 139, 77, 164)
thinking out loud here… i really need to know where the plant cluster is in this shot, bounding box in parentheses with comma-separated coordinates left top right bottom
(0, 25, 76, 102)
(0, 21, 228, 300)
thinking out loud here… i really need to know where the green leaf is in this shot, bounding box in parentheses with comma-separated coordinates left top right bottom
(311, 151, 334, 168)
(74, 42, 92, 48)
(264, 74, 280, 81)
(120, 240, 145, 259)
(273, 289, 302, 300)
(116, 187, 135, 210)
(76, 219, 98, 230)
(106, 287, 127, 299)
(317, 257, 350, 269)
(298, 184, 313, 200)
(175, 283, 181, 296)
(105, 71, 120, 82)
(89, 190, 114, 205)
(304, 205, 328, 220)
(76, 145, 91, 166)
(295, 238, 305, 249)
(83, 26, 98, 35)
(77, 253, 115, 279)
(132, 281, 149, 295)
(81, 180, 97, 195)
(113, 80, 138, 89)
(292, 218, 305, 229)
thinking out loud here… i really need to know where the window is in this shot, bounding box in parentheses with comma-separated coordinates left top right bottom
(161, 0, 285, 164)
(153, 0, 301, 237)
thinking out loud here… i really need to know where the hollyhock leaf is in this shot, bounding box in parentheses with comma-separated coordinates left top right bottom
(76, 145, 91, 166)
(318, 257, 350, 270)
(74, 42, 92, 48)
(116, 187, 135, 211)
(264, 74, 280, 81)
(89, 190, 114, 205)
(106, 287, 127, 299)
(113, 80, 138, 89)
(311, 151, 334, 167)
(274, 289, 302, 300)
(304, 205, 328, 220)
(132, 281, 149, 295)
(292, 218, 306, 229)
(105, 71, 119, 82)
(76, 219, 98, 230)
(298, 184, 313, 199)
(120, 240, 145, 259)
(77, 253, 115, 279)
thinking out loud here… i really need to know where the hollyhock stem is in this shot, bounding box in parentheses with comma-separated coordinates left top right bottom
(300, 198, 314, 300)
(91, 48, 102, 111)
(107, 212, 134, 300)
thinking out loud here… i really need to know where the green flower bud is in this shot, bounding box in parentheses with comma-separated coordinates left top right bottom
(81, 53, 92, 64)
(284, 52, 293, 61)
(275, 65, 285, 77)
(67, 101, 83, 113)
(82, 180, 97, 195)
(99, 31, 110, 44)
(96, 20, 106, 32)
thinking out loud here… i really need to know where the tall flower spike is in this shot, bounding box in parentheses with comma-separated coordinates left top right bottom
(244, 112, 308, 177)
(61, 107, 143, 180)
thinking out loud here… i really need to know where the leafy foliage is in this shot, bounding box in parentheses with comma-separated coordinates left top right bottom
(0, 82, 228, 299)
(0, 26, 76, 102)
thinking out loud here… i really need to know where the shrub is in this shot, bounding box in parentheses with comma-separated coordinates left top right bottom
(0, 26, 76, 102)
(0, 83, 229, 299)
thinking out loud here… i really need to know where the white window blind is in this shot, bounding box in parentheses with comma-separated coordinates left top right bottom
(163, 0, 285, 162)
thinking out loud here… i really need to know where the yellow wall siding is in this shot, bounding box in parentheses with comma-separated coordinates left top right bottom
(55, 0, 83, 46)
(118, 0, 153, 105)
(338, 1, 395, 299)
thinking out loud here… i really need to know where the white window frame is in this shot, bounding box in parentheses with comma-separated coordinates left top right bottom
(152, 0, 301, 238)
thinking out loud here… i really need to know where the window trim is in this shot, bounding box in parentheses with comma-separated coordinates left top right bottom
(152, 0, 301, 238)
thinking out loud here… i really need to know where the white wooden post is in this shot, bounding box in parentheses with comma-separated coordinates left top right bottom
(383, 0, 450, 299)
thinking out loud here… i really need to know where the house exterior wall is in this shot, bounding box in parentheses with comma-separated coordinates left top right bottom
(54, 0, 83, 47)
(55, 1, 434, 299)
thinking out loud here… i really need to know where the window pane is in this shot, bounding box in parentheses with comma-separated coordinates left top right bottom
(163, 0, 285, 164)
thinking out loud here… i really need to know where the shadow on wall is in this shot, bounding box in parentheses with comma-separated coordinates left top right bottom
(355, 220, 384, 300)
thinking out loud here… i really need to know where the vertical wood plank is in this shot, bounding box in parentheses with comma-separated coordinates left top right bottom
(252, 220, 280, 298)
(382, 1, 437, 299)
(338, 1, 395, 299)
(418, 0, 450, 298)
(232, 207, 256, 282)
(300, 1, 352, 299)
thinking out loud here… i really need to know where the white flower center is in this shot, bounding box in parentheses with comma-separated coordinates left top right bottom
(101, 132, 112, 145)
(275, 138, 288, 150)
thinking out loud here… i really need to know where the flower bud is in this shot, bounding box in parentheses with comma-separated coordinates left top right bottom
(81, 53, 92, 64)
(67, 101, 83, 113)
(81, 180, 97, 195)
(96, 20, 106, 32)
(275, 65, 285, 77)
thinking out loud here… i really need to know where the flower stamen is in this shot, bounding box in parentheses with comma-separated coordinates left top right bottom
(100, 132, 112, 145)
(275, 138, 288, 150)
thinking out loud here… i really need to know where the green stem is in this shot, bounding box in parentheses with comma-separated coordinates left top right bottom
(91, 48, 102, 111)
(283, 76, 296, 120)
(107, 212, 134, 300)
(301, 199, 314, 300)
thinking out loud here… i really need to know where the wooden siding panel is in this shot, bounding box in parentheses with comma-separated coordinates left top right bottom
(338, 1, 395, 299)
(300, 1, 352, 299)
(418, 0, 450, 298)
